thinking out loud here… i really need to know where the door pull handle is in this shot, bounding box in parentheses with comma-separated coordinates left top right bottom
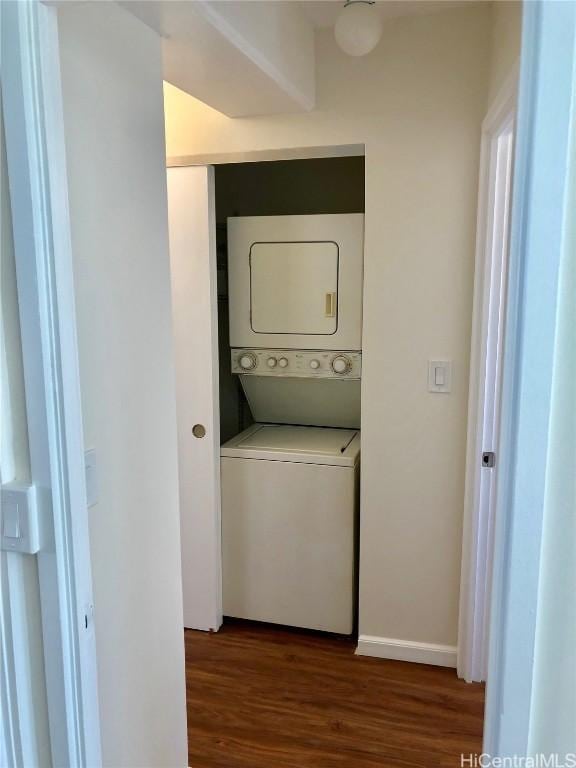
(325, 292, 336, 318)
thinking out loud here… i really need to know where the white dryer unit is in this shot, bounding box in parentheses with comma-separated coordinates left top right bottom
(228, 214, 364, 351)
(221, 424, 360, 634)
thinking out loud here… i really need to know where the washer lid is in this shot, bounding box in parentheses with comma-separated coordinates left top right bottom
(237, 425, 357, 455)
(221, 424, 360, 466)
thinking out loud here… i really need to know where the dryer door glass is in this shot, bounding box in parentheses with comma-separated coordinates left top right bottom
(250, 241, 338, 335)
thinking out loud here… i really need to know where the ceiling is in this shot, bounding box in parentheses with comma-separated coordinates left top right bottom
(298, 0, 480, 29)
(122, 1, 315, 117)
(122, 0, 485, 118)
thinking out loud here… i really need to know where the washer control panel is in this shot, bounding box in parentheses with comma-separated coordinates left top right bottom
(231, 349, 362, 379)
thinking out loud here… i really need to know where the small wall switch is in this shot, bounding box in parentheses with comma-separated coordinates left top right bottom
(428, 360, 452, 393)
(3, 500, 22, 539)
(1, 484, 41, 554)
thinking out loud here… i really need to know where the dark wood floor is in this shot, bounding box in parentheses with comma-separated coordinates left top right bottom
(185, 620, 484, 768)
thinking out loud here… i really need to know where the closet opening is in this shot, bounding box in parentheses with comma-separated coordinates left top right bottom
(214, 155, 365, 637)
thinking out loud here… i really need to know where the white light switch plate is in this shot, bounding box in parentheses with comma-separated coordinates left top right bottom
(1, 484, 41, 554)
(428, 360, 452, 393)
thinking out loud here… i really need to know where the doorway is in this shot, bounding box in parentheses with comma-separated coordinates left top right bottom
(168, 153, 365, 636)
(14, 0, 576, 760)
(166, 150, 489, 766)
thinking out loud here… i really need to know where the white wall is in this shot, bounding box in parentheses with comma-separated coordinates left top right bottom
(57, 4, 188, 766)
(487, 1, 522, 106)
(164, 4, 492, 652)
(1, 97, 51, 766)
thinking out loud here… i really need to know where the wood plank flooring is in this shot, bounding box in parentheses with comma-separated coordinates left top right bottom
(185, 620, 484, 768)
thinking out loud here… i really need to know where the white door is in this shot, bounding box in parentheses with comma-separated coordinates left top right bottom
(167, 165, 222, 632)
(459, 84, 516, 683)
(476, 126, 514, 681)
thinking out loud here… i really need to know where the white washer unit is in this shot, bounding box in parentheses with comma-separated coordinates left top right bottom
(221, 424, 360, 634)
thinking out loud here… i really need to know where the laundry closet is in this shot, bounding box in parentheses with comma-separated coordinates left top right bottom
(169, 156, 365, 637)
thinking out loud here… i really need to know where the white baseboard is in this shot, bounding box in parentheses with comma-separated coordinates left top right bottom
(356, 634, 457, 668)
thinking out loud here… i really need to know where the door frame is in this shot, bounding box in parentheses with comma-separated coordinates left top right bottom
(4, 0, 573, 759)
(5, 0, 574, 760)
(1, 1, 101, 764)
(484, 0, 576, 754)
(458, 69, 518, 683)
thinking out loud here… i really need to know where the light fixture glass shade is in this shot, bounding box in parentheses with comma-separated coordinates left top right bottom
(334, 2, 383, 57)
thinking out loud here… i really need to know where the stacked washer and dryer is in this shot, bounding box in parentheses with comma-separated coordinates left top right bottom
(221, 213, 364, 635)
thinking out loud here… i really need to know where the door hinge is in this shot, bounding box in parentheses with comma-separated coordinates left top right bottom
(482, 451, 495, 468)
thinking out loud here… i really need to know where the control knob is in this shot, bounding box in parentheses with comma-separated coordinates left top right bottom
(267, 357, 277, 368)
(278, 357, 289, 368)
(239, 353, 257, 371)
(331, 355, 352, 374)
(309, 359, 320, 370)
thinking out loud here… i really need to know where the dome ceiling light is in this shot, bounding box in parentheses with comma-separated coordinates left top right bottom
(334, 0, 383, 57)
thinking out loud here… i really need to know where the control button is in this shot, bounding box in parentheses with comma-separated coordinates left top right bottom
(309, 359, 320, 370)
(331, 355, 351, 374)
(239, 353, 257, 371)
(267, 357, 277, 368)
(278, 357, 289, 368)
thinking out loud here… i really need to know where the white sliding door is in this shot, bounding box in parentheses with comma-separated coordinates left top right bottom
(167, 165, 222, 631)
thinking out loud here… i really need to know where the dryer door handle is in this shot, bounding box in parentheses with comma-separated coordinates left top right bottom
(325, 292, 336, 318)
